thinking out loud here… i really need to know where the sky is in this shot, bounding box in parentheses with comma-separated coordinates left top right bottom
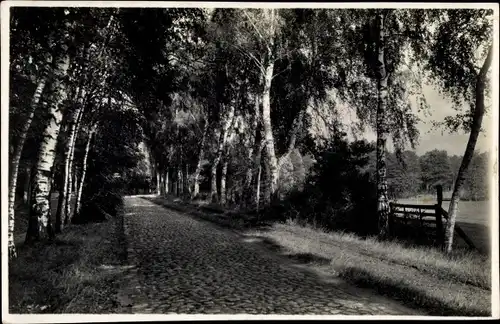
(335, 83, 495, 157)
(412, 84, 493, 156)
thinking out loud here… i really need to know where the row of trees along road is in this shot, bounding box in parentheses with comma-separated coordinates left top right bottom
(8, 7, 493, 258)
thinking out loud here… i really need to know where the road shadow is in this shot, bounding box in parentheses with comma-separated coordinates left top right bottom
(286, 253, 331, 266)
(455, 221, 490, 255)
(337, 266, 490, 317)
(390, 219, 490, 256)
(244, 235, 331, 266)
(258, 237, 283, 253)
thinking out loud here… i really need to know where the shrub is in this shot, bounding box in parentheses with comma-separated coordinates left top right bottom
(269, 133, 378, 236)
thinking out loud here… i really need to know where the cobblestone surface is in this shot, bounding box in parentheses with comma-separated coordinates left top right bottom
(118, 196, 423, 315)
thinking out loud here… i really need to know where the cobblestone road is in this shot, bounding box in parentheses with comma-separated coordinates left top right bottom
(118, 196, 422, 315)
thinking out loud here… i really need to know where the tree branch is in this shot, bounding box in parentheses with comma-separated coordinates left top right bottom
(242, 10, 272, 52)
(231, 44, 265, 74)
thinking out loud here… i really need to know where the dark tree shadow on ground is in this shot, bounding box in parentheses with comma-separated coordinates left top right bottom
(337, 266, 490, 317)
(455, 221, 490, 255)
(390, 219, 490, 256)
(286, 253, 331, 265)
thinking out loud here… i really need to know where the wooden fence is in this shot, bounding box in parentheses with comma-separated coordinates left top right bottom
(389, 185, 477, 250)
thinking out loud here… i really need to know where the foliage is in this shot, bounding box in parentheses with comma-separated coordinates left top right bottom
(75, 108, 144, 223)
(268, 133, 378, 236)
(424, 9, 493, 132)
(419, 149, 454, 191)
(462, 152, 489, 201)
(8, 7, 493, 257)
(386, 151, 422, 199)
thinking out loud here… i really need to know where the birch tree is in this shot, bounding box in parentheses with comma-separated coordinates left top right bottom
(8, 55, 51, 257)
(423, 9, 494, 252)
(25, 23, 73, 243)
(337, 9, 430, 237)
(7, 8, 65, 257)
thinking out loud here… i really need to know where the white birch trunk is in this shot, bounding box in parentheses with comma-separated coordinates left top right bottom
(444, 45, 493, 253)
(220, 159, 228, 205)
(185, 164, 190, 196)
(156, 168, 161, 196)
(165, 169, 169, 194)
(261, 54, 278, 204)
(192, 120, 209, 199)
(26, 50, 71, 243)
(177, 166, 182, 196)
(210, 105, 235, 202)
(75, 124, 97, 217)
(256, 165, 262, 211)
(375, 14, 391, 239)
(8, 55, 51, 257)
(56, 87, 84, 231)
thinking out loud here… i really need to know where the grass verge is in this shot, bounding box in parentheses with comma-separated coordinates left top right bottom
(247, 221, 491, 316)
(9, 204, 128, 314)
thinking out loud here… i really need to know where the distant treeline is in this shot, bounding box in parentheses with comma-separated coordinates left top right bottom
(372, 149, 490, 201)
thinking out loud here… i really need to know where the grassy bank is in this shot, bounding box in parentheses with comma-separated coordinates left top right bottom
(247, 221, 491, 316)
(9, 204, 128, 314)
(147, 195, 491, 316)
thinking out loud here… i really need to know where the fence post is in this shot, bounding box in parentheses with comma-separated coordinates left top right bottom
(435, 185, 444, 247)
(388, 202, 394, 237)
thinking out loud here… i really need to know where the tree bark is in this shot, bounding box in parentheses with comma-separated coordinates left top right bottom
(156, 167, 161, 195)
(444, 44, 493, 253)
(159, 172, 164, 196)
(244, 96, 261, 204)
(60, 43, 90, 227)
(220, 159, 228, 205)
(172, 167, 177, 196)
(219, 115, 238, 205)
(177, 166, 182, 196)
(256, 164, 262, 211)
(72, 166, 78, 193)
(192, 120, 209, 199)
(210, 161, 218, 202)
(375, 13, 391, 239)
(261, 53, 279, 204)
(262, 154, 272, 204)
(74, 124, 97, 217)
(25, 50, 71, 244)
(64, 96, 85, 222)
(210, 105, 235, 203)
(250, 137, 265, 208)
(56, 87, 84, 232)
(8, 55, 51, 257)
(165, 169, 169, 195)
(184, 163, 190, 196)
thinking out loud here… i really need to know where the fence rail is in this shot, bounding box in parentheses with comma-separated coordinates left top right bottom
(389, 185, 477, 251)
(390, 203, 436, 210)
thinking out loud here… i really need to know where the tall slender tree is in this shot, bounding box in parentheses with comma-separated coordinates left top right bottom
(419, 9, 494, 252)
(25, 25, 73, 243)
